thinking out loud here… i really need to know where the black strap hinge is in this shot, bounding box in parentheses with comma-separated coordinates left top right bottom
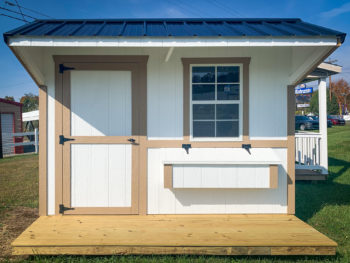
(59, 135, 75, 145)
(59, 204, 75, 214)
(242, 144, 252, 155)
(59, 64, 75, 74)
(182, 144, 191, 154)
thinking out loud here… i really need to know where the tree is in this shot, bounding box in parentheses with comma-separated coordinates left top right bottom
(331, 79, 350, 115)
(20, 93, 39, 112)
(309, 88, 338, 115)
(4, 96, 15, 101)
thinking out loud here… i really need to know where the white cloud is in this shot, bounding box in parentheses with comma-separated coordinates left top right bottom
(320, 2, 350, 18)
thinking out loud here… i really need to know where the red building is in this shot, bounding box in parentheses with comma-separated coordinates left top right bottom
(0, 98, 23, 155)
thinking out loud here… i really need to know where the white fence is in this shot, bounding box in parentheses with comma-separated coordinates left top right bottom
(1, 128, 39, 155)
(295, 132, 322, 170)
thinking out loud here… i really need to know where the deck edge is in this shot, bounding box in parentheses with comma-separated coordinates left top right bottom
(13, 245, 336, 256)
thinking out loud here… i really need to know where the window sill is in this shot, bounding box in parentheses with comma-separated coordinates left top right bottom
(190, 136, 243, 142)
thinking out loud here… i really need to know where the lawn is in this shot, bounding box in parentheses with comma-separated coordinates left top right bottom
(0, 125, 349, 262)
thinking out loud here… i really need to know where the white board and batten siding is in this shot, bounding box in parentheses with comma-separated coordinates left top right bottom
(70, 70, 132, 208)
(71, 144, 131, 207)
(40, 46, 292, 214)
(148, 148, 287, 214)
(172, 164, 271, 189)
(70, 71, 131, 136)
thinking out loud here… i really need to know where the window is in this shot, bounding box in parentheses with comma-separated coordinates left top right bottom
(190, 65, 242, 140)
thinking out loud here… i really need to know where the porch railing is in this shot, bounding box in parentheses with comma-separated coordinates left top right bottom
(295, 132, 322, 170)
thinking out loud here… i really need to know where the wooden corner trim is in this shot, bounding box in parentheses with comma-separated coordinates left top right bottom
(269, 164, 278, 189)
(287, 85, 295, 214)
(38, 85, 48, 216)
(181, 57, 250, 141)
(164, 164, 173, 189)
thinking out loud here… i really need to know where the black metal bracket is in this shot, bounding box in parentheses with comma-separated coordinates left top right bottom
(59, 135, 75, 145)
(59, 204, 75, 214)
(128, 138, 136, 144)
(182, 144, 191, 154)
(59, 64, 75, 74)
(242, 144, 252, 155)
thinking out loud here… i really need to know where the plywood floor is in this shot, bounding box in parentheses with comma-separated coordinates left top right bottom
(12, 215, 337, 256)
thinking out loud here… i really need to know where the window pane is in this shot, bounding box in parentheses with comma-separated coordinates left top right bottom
(216, 121, 239, 137)
(192, 67, 215, 83)
(193, 104, 215, 120)
(192, 85, 215, 100)
(193, 121, 215, 137)
(217, 66, 239, 83)
(217, 84, 240, 100)
(216, 104, 239, 120)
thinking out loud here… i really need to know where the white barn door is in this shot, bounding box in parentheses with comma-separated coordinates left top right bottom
(1, 113, 15, 155)
(58, 62, 140, 215)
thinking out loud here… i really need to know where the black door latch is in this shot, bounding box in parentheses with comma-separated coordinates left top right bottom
(182, 144, 191, 154)
(128, 138, 136, 144)
(59, 204, 75, 214)
(59, 64, 75, 74)
(242, 144, 252, 154)
(59, 135, 75, 145)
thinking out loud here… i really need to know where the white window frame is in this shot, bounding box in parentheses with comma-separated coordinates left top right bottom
(190, 64, 243, 141)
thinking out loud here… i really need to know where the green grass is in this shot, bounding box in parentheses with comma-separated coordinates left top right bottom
(0, 154, 39, 216)
(2, 125, 350, 262)
(295, 124, 350, 262)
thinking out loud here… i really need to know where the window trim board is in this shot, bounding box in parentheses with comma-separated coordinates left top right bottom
(182, 57, 250, 142)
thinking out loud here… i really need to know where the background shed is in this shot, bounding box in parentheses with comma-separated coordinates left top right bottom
(0, 98, 23, 156)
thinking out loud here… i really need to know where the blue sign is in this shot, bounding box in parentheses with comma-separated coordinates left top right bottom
(295, 86, 313, 94)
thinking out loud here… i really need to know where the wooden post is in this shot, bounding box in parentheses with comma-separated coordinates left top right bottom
(34, 128, 39, 154)
(318, 78, 328, 175)
(0, 113, 3, 159)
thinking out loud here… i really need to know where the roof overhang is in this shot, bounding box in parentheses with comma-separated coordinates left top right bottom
(303, 62, 342, 83)
(6, 36, 340, 47)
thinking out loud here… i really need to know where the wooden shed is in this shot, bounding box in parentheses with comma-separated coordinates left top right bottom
(3, 18, 346, 256)
(0, 98, 23, 155)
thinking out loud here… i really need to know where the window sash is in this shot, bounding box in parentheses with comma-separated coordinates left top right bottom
(190, 64, 243, 141)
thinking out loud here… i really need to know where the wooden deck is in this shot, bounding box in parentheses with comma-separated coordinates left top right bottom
(12, 215, 337, 256)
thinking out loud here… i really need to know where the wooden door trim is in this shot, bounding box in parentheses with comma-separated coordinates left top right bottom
(38, 85, 48, 215)
(62, 62, 139, 214)
(287, 85, 295, 214)
(54, 56, 148, 215)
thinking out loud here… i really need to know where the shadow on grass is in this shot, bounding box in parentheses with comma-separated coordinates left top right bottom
(296, 156, 350, 222)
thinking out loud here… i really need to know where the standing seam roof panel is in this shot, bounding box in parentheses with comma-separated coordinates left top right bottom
(97, 22, 125, 36)
(50, 22, 82, 36)
(146, 22, 167, 36)
(73, 22, 105, 36)
(3, 18, 346, 44)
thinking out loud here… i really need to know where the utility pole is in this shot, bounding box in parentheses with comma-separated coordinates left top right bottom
(327, 58, 338, 101)
(329, 75, 332, 100)
(0, 114, 3, 159)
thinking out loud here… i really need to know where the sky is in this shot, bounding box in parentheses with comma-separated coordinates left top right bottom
(0, 0, 349, 101)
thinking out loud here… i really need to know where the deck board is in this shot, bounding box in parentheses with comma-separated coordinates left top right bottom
(12, 215, 337, 256)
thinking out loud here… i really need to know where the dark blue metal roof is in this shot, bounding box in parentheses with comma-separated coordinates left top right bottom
(3, 18, 346, 43)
